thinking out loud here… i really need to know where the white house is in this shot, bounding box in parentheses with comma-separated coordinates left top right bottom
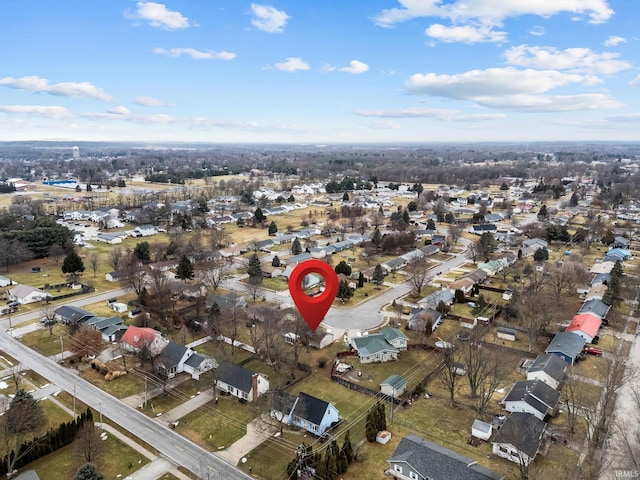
(7, 285, 51, 305)
(380, 375, 407, 398)
(215, 362, 269, 402)
(492, 413, 546, 467)
(526, 353, 568, 390)
(502, 379, 561, 420)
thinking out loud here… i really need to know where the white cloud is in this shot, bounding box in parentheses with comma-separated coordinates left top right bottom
(250, 4, 290, 33)
(108, 106, 130, 115)
(629, 75, 640, 87)
(528, 25, 545, 36)
(374, 0, 614, 28)
(125, 2, 190, 30)
(474, 93, 622, 112)
(607, 114, 640, 123)
(604, 35, 626, 46)
(153, 48, 236, 61)
(504, 45, 631, 74)
(355, 107, 506, 122)
(355, 107, 459, 118)
(272, 57, 310, 72)
(364, 121, 400, 130)
(325, 60, 370, 74)
(0, 105, 70, 118)
(405, 67, 589, 98)
(0, 76, 112, 101)
(425, 23, 506, 43)
(134, 96, 164, 107)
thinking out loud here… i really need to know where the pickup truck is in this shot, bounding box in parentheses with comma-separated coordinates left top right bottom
(583, 346, 603, 357)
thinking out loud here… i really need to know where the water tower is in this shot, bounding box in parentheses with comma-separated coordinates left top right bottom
(72, 146, 80, 159)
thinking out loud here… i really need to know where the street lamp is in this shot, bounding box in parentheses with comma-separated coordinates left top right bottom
(98, 401, 103, 429)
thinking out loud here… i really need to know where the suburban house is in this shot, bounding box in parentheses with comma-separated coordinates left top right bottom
(417, 290, 455, 310)
(119, 326, 168, 355)
(408, 308, 442, 332)
(206, 292, 247, 311)
(380, 327, 408, 350)
(492, 413, 546, 466)
(387, 434, 504, 480)
(526, 353, 568, 390)
(133, 225, 158, 237)
(0, 275, 12, 288)
(156, 341, 216, 380)
(54, 305, 95, 325)
(7, 285, 51, 305)
(585, 284, 607, 301)
(95, 232, 125, 244)
(289, 391, 340, 436)
(270, 390, 298, 426)
(502, 379, 561, 421)
(351, 334, 399, 364)
(521, 238, 549, 257)
(215, 361, 269, 402)
(578, 299, 611, 320)
(183, 353, 217, 380)
(380, 375, 408, 398)
(565, 314, 603, 343)
(84, 316, 127, 342)
(545, 331, 586, 365)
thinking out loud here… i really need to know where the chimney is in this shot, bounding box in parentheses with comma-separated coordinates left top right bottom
(252, 373, 259, 402)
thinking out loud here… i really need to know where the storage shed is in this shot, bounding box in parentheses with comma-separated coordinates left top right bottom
(496, 327, 517, 342)
(472, 419, 493, 441)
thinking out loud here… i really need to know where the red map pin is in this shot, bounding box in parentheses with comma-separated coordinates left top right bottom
(288, 259, 339, 332)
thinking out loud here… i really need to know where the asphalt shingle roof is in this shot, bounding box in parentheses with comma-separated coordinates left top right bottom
(292, 392, 331, 427)
(492, 413, 546, 459)
(217, 362, 257, 393)
(389, 434, 504, 480)
(527, 354, 567, 384)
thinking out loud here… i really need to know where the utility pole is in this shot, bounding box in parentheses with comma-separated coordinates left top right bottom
(144, 377, 147, 408)
(73, 385, 77, 417)
(59, 335, 64, 363)
(98, 401, 103, 429)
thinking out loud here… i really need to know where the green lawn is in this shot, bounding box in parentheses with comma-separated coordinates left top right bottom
(79, 367, 145, 399)
(18, 323, 70, 357)
(175, 394, 256, 449)
(261, 276, 289, 291)
(25, 429, 150, 480)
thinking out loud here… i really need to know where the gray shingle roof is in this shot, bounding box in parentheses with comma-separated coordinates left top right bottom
(504, 380, 560, 413)
(217, 361, 257, 393)
(545, 331, 586, 360)
(54, 305, 94, 323)
(578, 299, 610, 319)
(160, 341, 188, 368)
(389, 434, 504, 480)
(492, 413, 546, 459)
(527, 353, 567, 383)
(184, 353, 206, 368)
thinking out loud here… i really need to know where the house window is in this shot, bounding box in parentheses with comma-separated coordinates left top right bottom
(242, 391, 248, 400)
(499, 446, 509, 454)
(393, 464, 402, 473)
(311, 424, 317, 431)
(409, 472, 418, 480)
(227, 385, 233, 393)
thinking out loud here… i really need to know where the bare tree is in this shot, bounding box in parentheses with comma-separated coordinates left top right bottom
(74, 421, 103, 463)
(407, 256, 429, 297)
(439, 346, 462, 406)
(41, 302, 57, 336)
(462, 343, 509, 416)
(87, 251, 100, 277)
(146, 267, 172, 330)
(70, 325, 103, 358)
(562, 368, 590, 435)
(200, 257, 234, 292)
(50, 243, 66, 263)
(218, 305, 246, 360)
(122, 253, 146, 297)
(448, 223, 464, 246)
(8, 363, 23, 391)
(109, 246, 123, 271)
(467, 241, 480, 263)
(208, 227, 229, 250)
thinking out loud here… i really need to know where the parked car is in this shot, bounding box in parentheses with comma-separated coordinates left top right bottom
(583, 346, 603, 357)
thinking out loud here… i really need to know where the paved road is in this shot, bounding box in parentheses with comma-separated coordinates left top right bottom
(0, 331, 251, 480)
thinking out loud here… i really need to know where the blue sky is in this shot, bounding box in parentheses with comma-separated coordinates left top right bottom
(1, 0, 639, 143)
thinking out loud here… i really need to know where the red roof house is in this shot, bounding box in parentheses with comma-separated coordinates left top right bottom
(119, 326, 167, 354)
(566, 314, 602, 343)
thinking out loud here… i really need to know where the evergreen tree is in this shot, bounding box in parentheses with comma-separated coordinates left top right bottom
(454, 289, 466, 304)
(334, 260, 352, 276)
(74, 463, 104, 480)
(341, 430, 353, 464)
(533, 247, 549, 262)
(271, 255, 281, 267)
(372, 264, 385, 288)
(133, 241, 151, 262)
(291, 237, 302, 255)
(247, 253, 263, 290)
(372, 228, 382, 249)
(175, 254, 194, 281)
(426, 218, 436, 230)
(254, 207, 266, 224)
(376, 403, 387, 431)
(357, 272, 364, 288)
(365, 410, 377, 442)
(61, 251, 85, 280)
(325, 447, 337, 480)
(342, 192, 350, 201)
(337, 280, 354, 303)
(268, 221, 278, 236)
(402, 209, 410, 224)
(337, 451, 348, 474)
